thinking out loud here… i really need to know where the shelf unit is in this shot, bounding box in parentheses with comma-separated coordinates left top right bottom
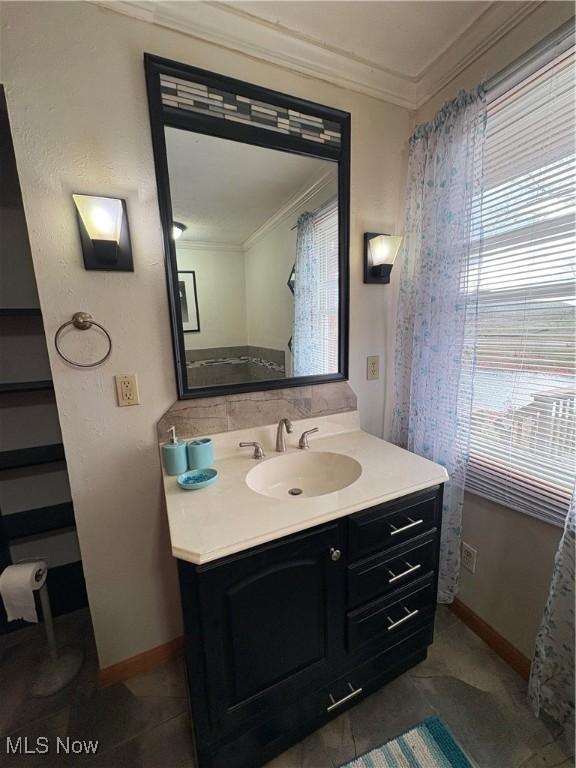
(0, 307, 43, 317)
(0, 444, 66, 471)
(0, 380, 54, 394)
(0, 89, 87, 633)
(2, 502, 75, 541)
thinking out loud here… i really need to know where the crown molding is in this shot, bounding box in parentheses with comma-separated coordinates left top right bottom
(414, 1, 544, 106)
(243, 168, 337, 251)
(94, 0, 415, 108)
(95, 0, 550, 110)
(176, 240, 243, 253)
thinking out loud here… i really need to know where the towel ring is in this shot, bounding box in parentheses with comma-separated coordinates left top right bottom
(54, 312, 112, 368)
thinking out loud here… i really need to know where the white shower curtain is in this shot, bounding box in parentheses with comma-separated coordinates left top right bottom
(391, 88, 487, 603)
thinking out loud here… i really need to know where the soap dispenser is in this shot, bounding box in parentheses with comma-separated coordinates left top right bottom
(162, 426, 188, 476)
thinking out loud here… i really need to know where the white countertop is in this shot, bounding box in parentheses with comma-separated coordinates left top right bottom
(161, 411, 448, 565)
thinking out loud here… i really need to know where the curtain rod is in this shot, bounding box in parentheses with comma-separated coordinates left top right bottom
(485, 17, 574, 102)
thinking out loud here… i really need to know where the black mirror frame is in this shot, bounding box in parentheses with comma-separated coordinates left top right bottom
(144, 53, 350, 400)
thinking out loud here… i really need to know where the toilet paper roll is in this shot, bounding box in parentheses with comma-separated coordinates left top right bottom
(0, 561, 47, 623)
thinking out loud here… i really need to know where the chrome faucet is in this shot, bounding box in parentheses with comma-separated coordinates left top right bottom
(298, 427, 319, 449)
(239, 441, 265, 459)
(275, 418, 293, 452)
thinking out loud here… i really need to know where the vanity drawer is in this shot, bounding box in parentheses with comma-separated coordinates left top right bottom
(347, 531, 437, 608)
(348, 487, 440, 560)
(206, 625, 433, 768)
(347, 574, 435, 652)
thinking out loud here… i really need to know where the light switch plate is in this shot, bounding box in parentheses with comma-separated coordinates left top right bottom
(115, 374, 140, 406)
(461, 542, 477, 574)
(366, 355, 379, 380)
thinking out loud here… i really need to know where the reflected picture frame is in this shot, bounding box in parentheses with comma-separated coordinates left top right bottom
(178, 271, 200, 333)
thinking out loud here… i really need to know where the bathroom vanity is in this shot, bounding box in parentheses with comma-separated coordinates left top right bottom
(161, 413, 447, 768)
(148, 55, 447, 768)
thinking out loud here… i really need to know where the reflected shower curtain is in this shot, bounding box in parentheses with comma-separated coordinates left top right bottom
(391, 88, 487, 603)
(293, 211, 320, 376)
(529, 490, 575, 735)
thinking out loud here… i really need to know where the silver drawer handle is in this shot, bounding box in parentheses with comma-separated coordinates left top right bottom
(389, 517, 423, 536)
(387, 606, 419, 631)
(387, 561, 422, 584)
(327, 682, 363, 712)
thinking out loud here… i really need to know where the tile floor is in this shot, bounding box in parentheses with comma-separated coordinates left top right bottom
(0, 608, 573, 767)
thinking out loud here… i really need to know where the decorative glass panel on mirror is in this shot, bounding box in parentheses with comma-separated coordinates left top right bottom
(165, 128, 339, 391)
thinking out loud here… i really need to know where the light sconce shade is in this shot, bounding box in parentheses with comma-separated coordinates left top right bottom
(172, 222, 187, 240)
(72, 194, 133, 271)
(363, 233, 403, 284)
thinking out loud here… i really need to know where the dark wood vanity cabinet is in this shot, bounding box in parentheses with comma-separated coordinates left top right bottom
(177, 484, 443, 768)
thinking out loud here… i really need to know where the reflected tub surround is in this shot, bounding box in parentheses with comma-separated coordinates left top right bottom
(185, 346, 285, 387)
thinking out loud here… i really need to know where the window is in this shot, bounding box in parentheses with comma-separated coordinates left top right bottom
(293, 198, 339, 376)
(313, 199, 339, 373)
(465, 46, 575, 526)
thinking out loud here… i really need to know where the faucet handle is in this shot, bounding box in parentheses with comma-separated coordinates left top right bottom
(239, 441, 265, 459)
(298, 428, 319, 449)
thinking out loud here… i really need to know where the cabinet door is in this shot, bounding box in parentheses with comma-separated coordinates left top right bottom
(196, 523, 344, 735)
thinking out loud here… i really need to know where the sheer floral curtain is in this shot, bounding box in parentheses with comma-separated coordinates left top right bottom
(529, 490, 575, 738)
(293, 211, 319, 376)
(391, 88, 487, 603)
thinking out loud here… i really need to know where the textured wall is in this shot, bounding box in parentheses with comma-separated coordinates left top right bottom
(459, 494, 562, 659)
(176, 244, 247, 351)
(1, 2, 410, 666)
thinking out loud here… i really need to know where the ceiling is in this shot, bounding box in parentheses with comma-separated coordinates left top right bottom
(165, 127, 334, 244)
(96, 1, 561, 108)
(229, 1, 491, 79)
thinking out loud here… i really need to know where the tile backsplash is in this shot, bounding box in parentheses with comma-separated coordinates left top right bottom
(157, 381, 357, 442)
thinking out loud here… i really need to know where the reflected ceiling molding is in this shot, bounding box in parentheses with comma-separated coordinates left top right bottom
(175, 241, 244, 253)
(93, 0, 544, 109)
(243, 167, 337, 252)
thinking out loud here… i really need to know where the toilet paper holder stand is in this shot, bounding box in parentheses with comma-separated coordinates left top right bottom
(15, 561, 84, 696)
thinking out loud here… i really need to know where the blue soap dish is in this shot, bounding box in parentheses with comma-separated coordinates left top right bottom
(177, 468, 218, 491)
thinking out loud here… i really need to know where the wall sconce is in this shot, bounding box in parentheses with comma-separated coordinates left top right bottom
(363, 233, 403, 284)
(72, 194, 133, 272)
(172, 222, 187, 240)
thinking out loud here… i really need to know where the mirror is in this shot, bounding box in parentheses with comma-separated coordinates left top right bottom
(145, 56, 350, 398)
(166, 129, 339, 390)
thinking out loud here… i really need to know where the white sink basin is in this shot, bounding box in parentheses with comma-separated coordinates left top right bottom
(246, 451, 362, 500)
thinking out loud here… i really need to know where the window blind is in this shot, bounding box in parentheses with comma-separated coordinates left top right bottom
(312, 198, 339, 373)
(465, 46, 575, 526)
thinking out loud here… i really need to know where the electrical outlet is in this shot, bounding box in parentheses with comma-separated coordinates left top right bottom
(115, 374, 140, 407)
(366, 355, 380, 381)
(461, 542, 477, 574)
